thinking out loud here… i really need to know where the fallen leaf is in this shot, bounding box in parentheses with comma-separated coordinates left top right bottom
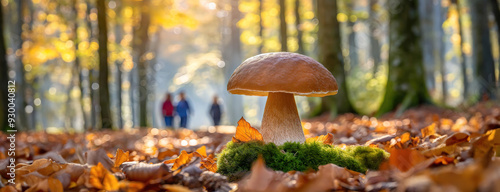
(200, 154, 217, 172)
(86, 149, 114, 170)
(232, 117, 263, 143)
(306, 133, 334, 145)
(114, 149, 130, 168)
(387, 149, 427, 172)
(164, 150, 193, 171)
(162, 184, 192, 192)
(195, 145, 207, 158)
(119, 181, 146, 192)
(487, 129, 500, 145)
(421, 123, 436, 138)
(432, 156, 456, 166)
(0, 186, 17, 192)
(239, 156, 277, 191)
(445, 132, 469, 146)
(157, 149, 178, 161)
(48, 177, 64, 192)
(122, 163, 170, 182)
(89, 163, 119, 191)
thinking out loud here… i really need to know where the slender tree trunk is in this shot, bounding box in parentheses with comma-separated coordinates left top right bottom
(14, 0, 28, 131)
(471, 0, 496, 100)
(436, 4, 447, 104)
(258, 0, 264, 54)
(114, 0, 123, 129)
(134, 0, 151, 128)
(74, 0, 88, 130)
(369, 0, 381, 74)
(279, 0, 287, 51)
(377, 0, 428, 116)
(295, 0, 304, 54)
(317, 0, 354, 117)
(149, 29, 162, 128)
(222, 0, 244, 124)
(490, 0, 500, 89)
(0, 3, 8, 131)
(452, 0, 468, 101)
(97, 0, 113, 128)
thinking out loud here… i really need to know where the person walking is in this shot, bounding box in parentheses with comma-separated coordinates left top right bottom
(176, 91, 191, 128)
(162, 93, 175, 128)
(209, 95, 222, 126)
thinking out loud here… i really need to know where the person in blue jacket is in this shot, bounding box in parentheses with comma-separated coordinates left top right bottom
(176, 91, 191, 128)
(209, 95, 222, 126)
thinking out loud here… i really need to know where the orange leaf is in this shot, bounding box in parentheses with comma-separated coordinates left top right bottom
(400, 132, 411, 144)
(421, 123, 436, 138)
(195, 146, 207, 158)
(306, 133, 334, 145)
(200, 154, 217, 172)
(0, 186, 16, 192)
(48, 177, 64, 192)
(89, 163, 119, 191)
(387, 148, 427, 172)
(232, 117, 263, 143)
(114, 149, 130, 168)
(487, 129, 500, 145)
(164, 150, 193, 170)
(158, 149, 178, 161)
(445, 132, 469, 146)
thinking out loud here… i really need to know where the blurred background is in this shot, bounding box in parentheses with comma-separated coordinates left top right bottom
(0, 0, 499, 132)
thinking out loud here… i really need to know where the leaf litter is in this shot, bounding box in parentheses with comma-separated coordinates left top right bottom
(0, 102, 499, 191)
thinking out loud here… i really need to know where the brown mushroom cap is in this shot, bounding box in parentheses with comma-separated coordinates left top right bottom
(227, 52, 338, 97)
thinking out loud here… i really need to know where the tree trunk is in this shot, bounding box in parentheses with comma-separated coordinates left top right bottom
(222, 0, 244, 124)
(452, 0, 468, 101)
(258, 0, 264, 54)
(470, 0, 496, 100)
(133, 0, 151, 128)
(97, 0, 113, 129)
(317, 0, 354, 117)
(369, 0, 381, 74)
(114, 0, 123, 129)
(489, 0, 500, 94)
(279, 0, 287, 51)
(377, 0, 428, 116)
(436, 3, 447, 104)
(13, 0, 28, 131)
(295, 0, 304, 54)
(0, 3, 8, 131)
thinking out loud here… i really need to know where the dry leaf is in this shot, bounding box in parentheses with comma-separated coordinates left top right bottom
(232, 117, 263, 143)
(157, 149, 178, 161)
(89, 163, 119, 191)
(48, 177, 64, 192)
(195, 145, 207, 158)
(200, 154, 217, 172)
(239, 156, 277, 191)
(86, 149, 114, 170)
(306, 133, 334, 145)
(162, 184, 192, 192)
(387, 149, 427, 172)
(445, 132, 469, 146)
(122, 163, 170, 182)
(0, 186, 17, 192)
(164, 150, 193, 171)
(114, 149, 130, 168)
(119, 181, 146, 192)
(421, 123, 436, 138)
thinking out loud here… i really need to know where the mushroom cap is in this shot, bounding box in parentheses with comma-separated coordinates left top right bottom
(227, 52, 338, 97)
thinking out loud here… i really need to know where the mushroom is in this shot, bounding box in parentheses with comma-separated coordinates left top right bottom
(227, 52, 338, 145)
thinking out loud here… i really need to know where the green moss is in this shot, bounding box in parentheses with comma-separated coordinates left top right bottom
(346, 145, 390, 170)
(217, 141, 389, 180)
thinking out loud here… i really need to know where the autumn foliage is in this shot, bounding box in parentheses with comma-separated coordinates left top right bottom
(1, 103, 500, 191)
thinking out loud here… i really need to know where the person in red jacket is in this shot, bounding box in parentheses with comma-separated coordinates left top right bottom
(162, 93, 175, 128)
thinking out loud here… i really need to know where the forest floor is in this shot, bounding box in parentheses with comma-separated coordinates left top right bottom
(1, 102, 500, 191)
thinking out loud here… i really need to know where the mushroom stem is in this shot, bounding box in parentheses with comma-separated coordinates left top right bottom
(261, 92, 305, 145)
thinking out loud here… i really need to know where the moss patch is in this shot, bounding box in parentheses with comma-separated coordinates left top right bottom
(217, 141, 389, 180)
